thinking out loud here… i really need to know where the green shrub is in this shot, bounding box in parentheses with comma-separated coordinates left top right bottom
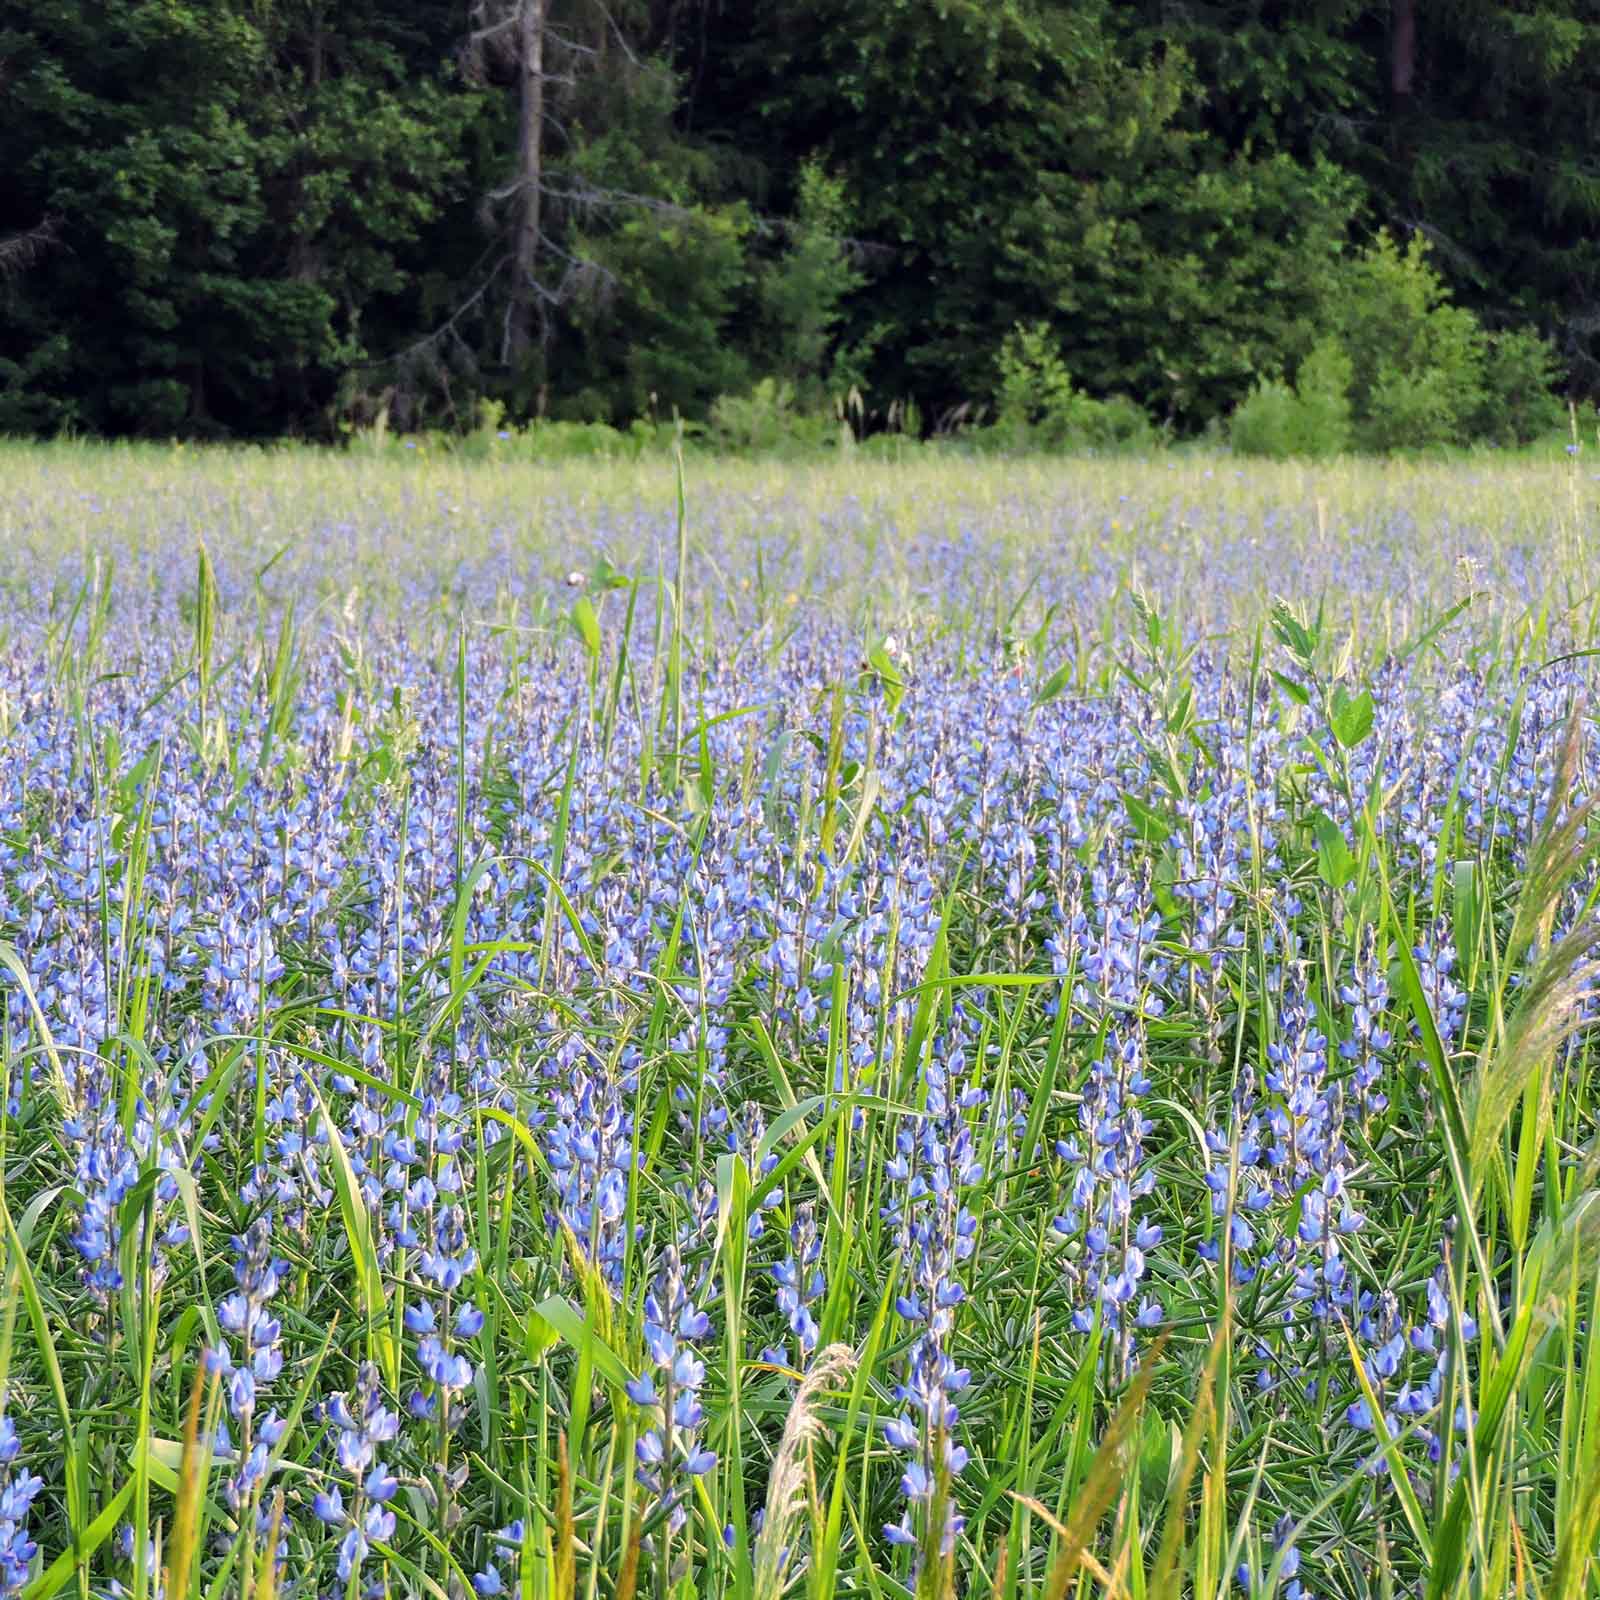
(708, 377, 840, 454)
(1230, 338, 1352, 459)
(1316, 231, 1487, 450)
(1228, 339, 1344, 460)
(1078, 393, 1159, 451)
(1364, 362, 1467, 452)
(1474, 327, 1567, 445)
(1230, 392, 1304, 461)
(856, 432, 926, 462)
(1295, 338, 1354, 451)
(992, 322, 1156, 452)
(388, 404, 680, 463)
(760, 162, 868, 401)
(1231, 231, 1562, 454)
(996, 322, 1075, 441)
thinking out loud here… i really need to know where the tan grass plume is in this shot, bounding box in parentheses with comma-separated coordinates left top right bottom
(751, 1343, 857, 1600)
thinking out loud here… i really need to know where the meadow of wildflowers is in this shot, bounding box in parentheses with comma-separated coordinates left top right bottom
(1, 441, 1599, 1600)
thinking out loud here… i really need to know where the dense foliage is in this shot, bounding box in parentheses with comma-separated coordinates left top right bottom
(1, 2, 1597, 439)
(2, 445, 1600, 1598)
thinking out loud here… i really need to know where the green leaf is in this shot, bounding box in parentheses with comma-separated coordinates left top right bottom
(194, 540, 217, 686)
(1329, 684, 1375, 748)
(1426, 1297, 1538, 1600)
(864, 640, 902, 716)
(531, 1295, 632, 1390)
(1123, 792, 1172, 846)
(21, 1475, 135, 1600)
(306, 1078, 396, 1389)
(1270, 669, 1310, 707)
(167, 1170, 221, 1351)
(1399, 592, 1481, 662)
(1310, 809, 1355, 889)
(752, 1094, 827, 1173)
(521, 1301, 560, 1363)
(524, 854, 601, 974)
(1339, 1323, 1431, 1555)
(1452, 858, 1483, 979)
(449, 857, 492, 993)
(569, 595, 601, 659)
(0, 941, 68, 1099)
(866, 643, 902, 687)
(1034, 659, 1074, 706)
(1269, 597, 1317, 668)
(3, 1194, 86, 1596)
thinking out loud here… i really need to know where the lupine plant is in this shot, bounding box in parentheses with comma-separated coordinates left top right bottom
(0, 440, 1597, 1600)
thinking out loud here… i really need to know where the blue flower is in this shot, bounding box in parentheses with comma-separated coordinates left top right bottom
(628, 1246, 717, 1532)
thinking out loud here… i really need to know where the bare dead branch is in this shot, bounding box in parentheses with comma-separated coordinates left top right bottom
(355, 251, 511, 373)
(0, 216, 64, 278)
(588, 0, 648, 71)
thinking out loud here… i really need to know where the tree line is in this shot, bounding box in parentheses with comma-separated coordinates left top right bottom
(1, 1, 1595, 442)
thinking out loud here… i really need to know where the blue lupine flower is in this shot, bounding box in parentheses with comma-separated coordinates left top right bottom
(772, 1203, 825, 1364)
(316, 1363, 401, 1583)
(0, 1411, 41, 1597)
(472, 1521, 526, 1596)
(880, 1018, 985, 1559)
(628, 1246, 717, 1533)
(1053, 1028, 1164, 1357)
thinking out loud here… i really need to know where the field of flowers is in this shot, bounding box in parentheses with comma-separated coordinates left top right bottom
(1, 441, 1598, 1600)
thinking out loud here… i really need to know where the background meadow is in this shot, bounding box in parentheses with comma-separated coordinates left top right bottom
(1, 443, 1599, 1600)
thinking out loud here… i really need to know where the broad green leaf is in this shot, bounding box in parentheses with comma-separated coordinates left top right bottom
(1035, 659, 1074, 706)
(570, 595, 601, 659)
(1329, 683, 1375, 748)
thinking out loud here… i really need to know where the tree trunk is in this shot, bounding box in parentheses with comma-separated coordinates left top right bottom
(1391, 0, 1416, 114)
(509, 0, 545, 365)
(1389, 0, 1418, 204)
